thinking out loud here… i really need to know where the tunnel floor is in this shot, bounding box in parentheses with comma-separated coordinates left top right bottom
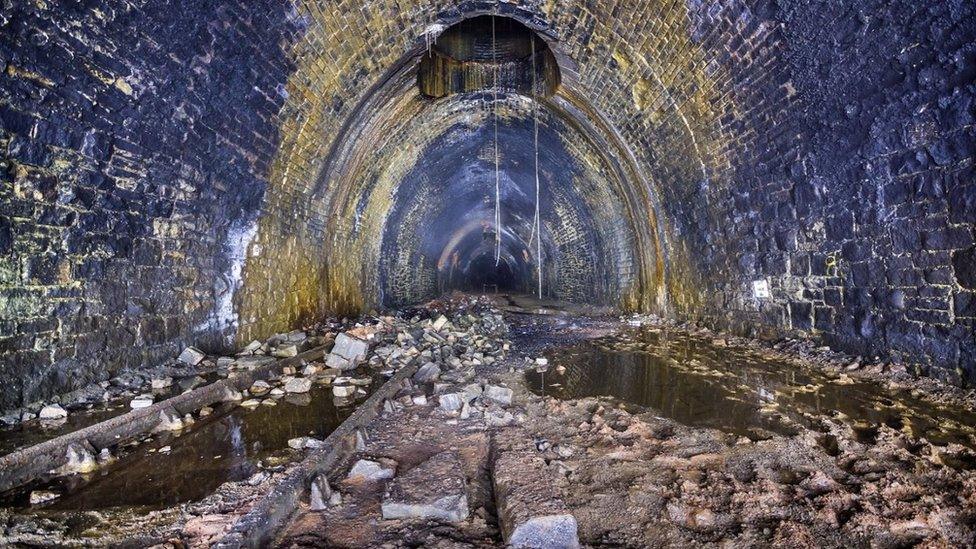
(1, 294, 975, 546)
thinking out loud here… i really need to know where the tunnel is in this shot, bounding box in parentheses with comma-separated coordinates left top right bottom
(0, 0, 975, 545)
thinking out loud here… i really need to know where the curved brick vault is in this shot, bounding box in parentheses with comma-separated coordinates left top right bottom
(0, 0, 973, 410)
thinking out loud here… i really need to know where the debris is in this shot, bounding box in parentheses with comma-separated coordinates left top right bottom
(38, 404, 68, 420)
(249, 380, 272, 396)
(414, 362, 441, 383)
(284, 377, 312, 393)
(130, 395, 154, 409)
(485, 385, 513, 406)
(439, 393, 463, 412)
(56, 442, 99, 475)
(239, 340, 262, 355)
(247, 472, 269, 486)
(347, 459, 395, 482)
(333, 385, 356, 398)
(273, 344, 299, 358)
(178, 346, 206, 366)
(326, 333, 369, 370)
(29, 490, 60, 506)
(494, 449, 580, 548)
(432, 315, 450, 331)
(310, 474, 342, 510)
(154, 408, 185, 432)
(151, 377, 174, 390)
(234, 356, 276, 370)
(381, 451, 469, 522)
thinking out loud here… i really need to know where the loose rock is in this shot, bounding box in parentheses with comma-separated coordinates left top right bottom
(38, 404, 68, 420)
(178, 346, 206, 366)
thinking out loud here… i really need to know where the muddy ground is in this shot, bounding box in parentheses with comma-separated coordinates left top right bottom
(276, 296, 976, 548)
(3, 294, 975, 547)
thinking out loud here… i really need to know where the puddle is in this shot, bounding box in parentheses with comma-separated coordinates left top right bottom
(0, 375, 380, 512)
(0, 406, 132, 457)
(0, 375, 220, 457)
(526, 328, 976, 450)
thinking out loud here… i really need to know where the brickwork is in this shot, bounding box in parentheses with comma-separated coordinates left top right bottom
(2, 0, 974, 411)
(0, 0, 301, 410)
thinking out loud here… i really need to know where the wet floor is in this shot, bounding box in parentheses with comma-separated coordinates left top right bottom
(0, 375, 220, 457)
(0, 378, 378, 512)
(526, 327, 976, 452)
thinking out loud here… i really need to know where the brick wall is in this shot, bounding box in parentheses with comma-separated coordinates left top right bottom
(0, 0, 301, 410)
(2, 0, 973, 411)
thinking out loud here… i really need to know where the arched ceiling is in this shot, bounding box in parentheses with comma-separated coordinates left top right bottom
(236, 1, 727, 338)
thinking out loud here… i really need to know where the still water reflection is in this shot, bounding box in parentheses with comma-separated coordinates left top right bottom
(526, 328, 976, 450)
(1, 382, 372, 511)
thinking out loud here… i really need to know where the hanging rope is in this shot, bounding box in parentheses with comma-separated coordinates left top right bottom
(531, 36, 542, 299)
(492, 16, 502, 266)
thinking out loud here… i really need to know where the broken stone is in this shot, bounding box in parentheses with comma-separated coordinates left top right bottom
(130, 395, 154, 409)
(154, 408, 184, 432)
(216, 356, 236, 368)
(29, 490, 60, 506)
(56, 442, 98, 475)
(249, 380, 271, 396)
(347, 459, 395, 482)
(486, 410, 516, 427)
(273, 344, 299, 358)
(302, 364, 319, 377)
(178, 346, 206, 366)
(179, 376, 206, 391)
(151, 377, 173, 390)
(462, 383, 483, 402)
(381, 451, 469, 523)
(38, 404, 68, 420)
(333, 385, 355, 398)
(234, 356, 276, 370)
(439, 393, 463, 412)
(310, 474, 341, 511)
(222, 387, 243, 401)
(284, 377, 312, 393)
(239, 340, 262, 355)
(199, 406, 214, 416)
(666, 502, 733, 533)
(326, 333, 369, 371)
(414, 362, 441, 383)
(304, 438, 326, 449)
(432, 315, 449, 331)
(240, 399, 261, 407)
(509, 515, 580, 549)
(494, 450, 580, 549)
(484, 385, 514, 406)
(97, 448, 114, 465)
(247, 472, 268, 486)
(412, 394, 428, 406)
(325, 354, 352, 370)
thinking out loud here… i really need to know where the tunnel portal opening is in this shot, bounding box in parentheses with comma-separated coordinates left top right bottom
(418, 15, 560, 98)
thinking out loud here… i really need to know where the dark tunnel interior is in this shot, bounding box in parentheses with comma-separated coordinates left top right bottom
(1, 0, 976, 545)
